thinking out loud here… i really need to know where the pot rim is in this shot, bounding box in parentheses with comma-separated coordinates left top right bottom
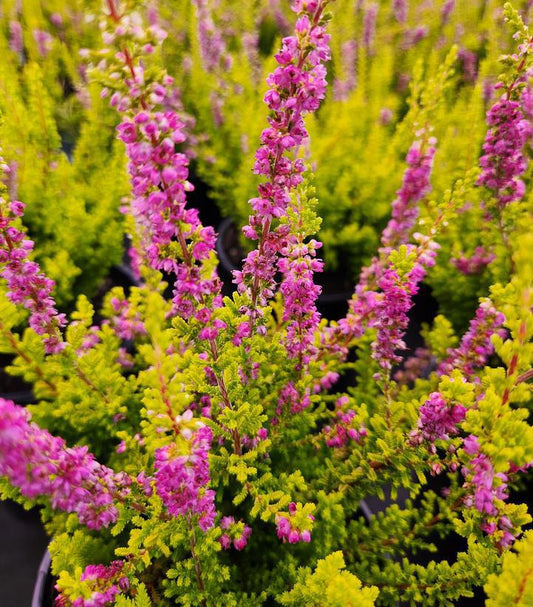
(31, 550, 51, 607)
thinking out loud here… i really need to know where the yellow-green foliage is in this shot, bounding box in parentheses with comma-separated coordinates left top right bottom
(1, 3, 533, 607)
(280, 552, 379, 606)
(485, 530, 533, 606)
(0, 1, 128, 305)
(162, 0, 529, 281)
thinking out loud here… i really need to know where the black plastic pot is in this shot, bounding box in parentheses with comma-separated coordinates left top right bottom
(32, 551, 53, 607)
(0, 352, 34, 405)
(0, 500, 49, 607)
(187, 173, 223, 230)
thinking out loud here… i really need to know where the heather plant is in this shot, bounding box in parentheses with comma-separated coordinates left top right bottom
(0, 2, 532, 607)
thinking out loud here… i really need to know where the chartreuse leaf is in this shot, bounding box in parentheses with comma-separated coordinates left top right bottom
(278, 551, 378, 606)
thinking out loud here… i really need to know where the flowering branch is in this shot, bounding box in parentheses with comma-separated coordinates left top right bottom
(0, 158, 65, 354)
(0, 398, 129, 530)
(235, 0, 332, 331)
(437, 300, 506, 378)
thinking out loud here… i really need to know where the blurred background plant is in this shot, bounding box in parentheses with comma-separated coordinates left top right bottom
(2, 0, 533, 329)
(0, 0, 128, 307)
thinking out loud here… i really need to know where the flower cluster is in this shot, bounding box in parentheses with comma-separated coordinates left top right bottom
(381, 136, 437, 249)
(401, 26, 428, 50)
(117, 108, 221, 317)
(274, 381, 311, 419)
(371, 267, 414, 372)
(278, 237, 323, 362)
(0, 188, 65, 354)
(275, 502, 314, 544)
(462, 435, 515, 548)
(363, 3, 378, 54)
(323, 397, 367, 448)
(192, 0, 231, 74)
(334, 131, 438, 358)
(104, 2, 222, 322)
(458, 48, 478, 84)
(392, 0, 407, 23)
(441, 0, 455, 25)
(336, 268, 380, 343)
(219, 516, 253, 551)
(333, 39, 357, 100)
(235, 0, 331, 314)
(451, 246, 495, 275)
(438, 300, 505, 377)
(33, 28, 53, 56)
(8, 20, 23, 54)
(0, 399, 127, 530)
(371, 237, 440, 374)
(410, 392, 466, 450)
(478, 98, 529, 208)
(154, 425, 216, 531)
(56, 561, 129, 607)
(333, 240, 439, 371)
(108, 294, 146, 340)
(75, 326, 101, 356)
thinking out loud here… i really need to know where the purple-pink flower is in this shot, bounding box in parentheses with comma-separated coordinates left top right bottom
(371, 237, 439, 374)
(278, 239, 323, 362)
(218, 516, 252, 551)
(192, 0, 232, 73)
(392, 0, 407, 24)
(461, 435, 515, 547)
(0, 399, 128, 530)
(333, 133, 438, 363)
(438, 300, 506, 378)
(275, 502, 314, 544)
(108, 295, 147, 340)
(381, 136, 437, 249)
(451, 246, 495, 275)
(117, 107, 222, 320)
(275, 382, 311, 420)
(333, 40, 357, 100)
(410, 392, 466, 450)
(9, 21, 23, 54)
(235, 0, 332, 323)
(33, 28, 53, 56)
(478, 98, 530, 208)
(0, 193, 66, 354)
(154, 425, 216, 530)
(323, 397, 367, 448)
(363, 4, 378, 54)
(56, 560, 129, 607)
(106, 7, 222, 325)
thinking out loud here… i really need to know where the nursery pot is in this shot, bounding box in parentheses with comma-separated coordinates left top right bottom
(32, 550, 54, 607)
(0, 352, 34, 405)
(216, 217, 355, 319)
(187, 174, 223, 230)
